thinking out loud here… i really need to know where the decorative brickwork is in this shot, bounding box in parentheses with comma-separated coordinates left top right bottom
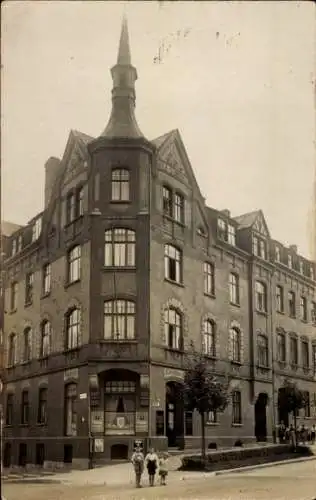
(161, 298, 188, 348)
(201, 312, 219, 357)
(228, 320, 244, 364)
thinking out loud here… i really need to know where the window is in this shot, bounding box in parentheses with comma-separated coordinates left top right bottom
(288, 291, 296, 317)
(174, 193, 184, 224)
(312, 302, 316, 325)
(257, 334, 268, 367)
(111, 168, 130, 201)
(65, 384, 77, 436)
(162, 186, 173, 217)
(259, 240, 266, 259)
(217, 219, 236, 246)
(164, 245, 182, 283)
(25, 272, 34, 305)
(255, 281, 267, 313)
(207, 410, 217, 424)
(18, 235, 23, 252)
(217, 218, 226, 240)
(227, 225, 236, 246)
(277, 331, 286, 362)
(312, 344, 316, 375)
(303, 391, 310, 418)
(65, 308, 81, 350)
(76, 186, 84, 217)
(21, 390, 29, 425)
(288, 254, 292, 269)
(276, 285, 284, 313)
(12, 239, 17, 256)
(252, 236, 266, 259)
(252, 236, 259, 256)
(301, 340, 309, 369)
(32, 217, 42, 242)
(6, 394, 14, 425)
(37, 388, 48, 424)
(41, 320, 51, 358)
(310, 266, 314, 281)
(67, 246, 81, 283)
(299, 261, 304, 275)
(290, 336, 298, 365)
(232, 391, 242, 425)
(164, 308, 182, 350)
(66, 192, 76, 223)
(10, 282, 18, 310)
(23, 327, 32, 362)
(229, 273, 239, 305)
(8, 333, 16, 367)
(275, 246, 281, 262)
(104, 228, 136, 267)
(230, 327, 241, 363)
(203, 320, 216, 357)
(300, 296, 307, 321)
(162, 186, 185, 224)
(104, 300, 136, 340)
(42, 264, 51, 295)
(204, 262, 215, 296)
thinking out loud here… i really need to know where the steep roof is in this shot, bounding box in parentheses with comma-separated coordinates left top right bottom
(1, 221, 23, 237)
(234, 210, 261, 229)
(151, 129, 178, 150)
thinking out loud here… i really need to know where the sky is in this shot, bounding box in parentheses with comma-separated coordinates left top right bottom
(2, 1, 315, 258)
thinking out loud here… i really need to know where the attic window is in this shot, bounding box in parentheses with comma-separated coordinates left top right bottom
(32, 217, 42, 242)
(288, 254, 293, 269)
(217, 218, 236, 246)
(12, 239, 17, 257)
(275, 246, 281, 262)
(197, 226, 206, 237)
(299, 261, 304, 275)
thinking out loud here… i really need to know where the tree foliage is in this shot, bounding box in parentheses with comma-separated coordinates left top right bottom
(277, 379, 307, 416)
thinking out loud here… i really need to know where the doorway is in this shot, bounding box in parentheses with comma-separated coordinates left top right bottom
(165, 381, 184, 448)
(277, 388, 289, 427)
(254, 393, 268, 442)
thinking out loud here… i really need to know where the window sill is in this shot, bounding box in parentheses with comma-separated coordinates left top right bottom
(164, 346, 184, 354)
(41, 292, 51, 300)
(230, 360, 242, 366)
(255, 309, 267, 316)
(290, 364, 298, 370)
(21, 360, 31, 366)
(204, 354, 217, 361)
(204, 292, 216, 300)
(289, 314, 296, 319)
(36, 422, 47, 427)
(276, 310, 284, 315)
(9, 308, 17, 315)
(162, 213, 185, 228)
(256, 364, 270, 371)
(164, 278, 184, 288)
(229, 301, 240, 308)
(64, 279, 81, 289)
(19, 424, 30, 428)
(231, 423, 243, 427)
(277, 360, 287, 367)
(206, 422, 219, 426)
(110, 200, 131, 205)
(24, 301, 33, 308)
(300, 319, 308, 324)
(102, 266, 136, 272)
(100, 339, 137, 344)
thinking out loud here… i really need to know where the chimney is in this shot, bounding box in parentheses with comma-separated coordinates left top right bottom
(221, 209, 231, 218)
(44, 157, 62, 208)
(289, 244, 297, 253)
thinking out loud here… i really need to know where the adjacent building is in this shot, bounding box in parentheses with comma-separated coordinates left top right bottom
(2, 18, 316, 469)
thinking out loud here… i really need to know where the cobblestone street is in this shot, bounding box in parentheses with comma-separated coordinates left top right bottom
(3, 459, 316, 500)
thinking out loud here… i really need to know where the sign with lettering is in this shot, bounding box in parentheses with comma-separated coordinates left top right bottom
(163, 368, 185, 381)
(64, 368, 79, 381)
(94, 438, 104, 453)
(136, 412, 148, 433)
(90, 410, 104, 434)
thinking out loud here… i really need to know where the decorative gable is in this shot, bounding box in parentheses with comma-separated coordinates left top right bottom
(253, 211, 269, 238)
(63, 144, 88, 186)
(156, 131, 188, 184)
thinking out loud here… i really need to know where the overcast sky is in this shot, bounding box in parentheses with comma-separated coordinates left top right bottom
(2, 1, 315, 258)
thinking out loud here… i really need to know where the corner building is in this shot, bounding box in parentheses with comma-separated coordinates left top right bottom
(3, 19, 316, 468)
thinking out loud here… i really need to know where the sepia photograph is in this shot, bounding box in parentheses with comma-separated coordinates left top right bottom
(1, 1, 316, 499)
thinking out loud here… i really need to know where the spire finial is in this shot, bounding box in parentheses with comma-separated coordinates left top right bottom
(117, 14, 131, 66)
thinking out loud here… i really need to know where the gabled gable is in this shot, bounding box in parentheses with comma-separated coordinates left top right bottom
(234, 209, 270, 238)
(61, 130, 94, 187)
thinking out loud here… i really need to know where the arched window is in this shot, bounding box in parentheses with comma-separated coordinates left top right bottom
(23, 327, 32, 363)
(229, 273, 239, 305)
(164, 308, 182, 350)
(230, 327, 241, 363)
(255, 281, 267, 312)
(111, 168, 130, 202)
(277, 329, 286, 362)
(64, 384, 77, 436)
(257, 334, 268, 367)
(203, 320, 216, 357)
(41, 320, 51, 358)
(104, 228, 136, 267)
(104, 300, 135, 340)
(164, 245, 182, 283)
(65, 308, 81, 350)
(8, 333, 16, 367)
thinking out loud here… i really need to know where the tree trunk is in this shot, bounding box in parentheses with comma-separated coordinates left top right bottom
(293, 409, 297, 450)
(201, 411, 206, 462)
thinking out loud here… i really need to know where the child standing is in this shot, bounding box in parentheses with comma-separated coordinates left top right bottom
(145, 447, 159, 487)
(131, 446, 145, 488)
(158, 452, 169, 485)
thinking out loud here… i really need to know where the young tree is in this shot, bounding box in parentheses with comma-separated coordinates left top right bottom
(182, 346, 230, 460)
(277, 379, 308, 446)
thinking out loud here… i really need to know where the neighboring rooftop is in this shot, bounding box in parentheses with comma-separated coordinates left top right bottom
(1, 221, 23, 237)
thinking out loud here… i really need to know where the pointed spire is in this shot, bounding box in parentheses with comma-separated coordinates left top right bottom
(101, 16, 144, 139)
(117, 15, 131, 66)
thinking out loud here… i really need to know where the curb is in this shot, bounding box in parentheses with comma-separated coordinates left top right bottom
(214, 455, 316, 476)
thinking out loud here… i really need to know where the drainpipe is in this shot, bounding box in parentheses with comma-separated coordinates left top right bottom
(269, 268, 276, 442)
